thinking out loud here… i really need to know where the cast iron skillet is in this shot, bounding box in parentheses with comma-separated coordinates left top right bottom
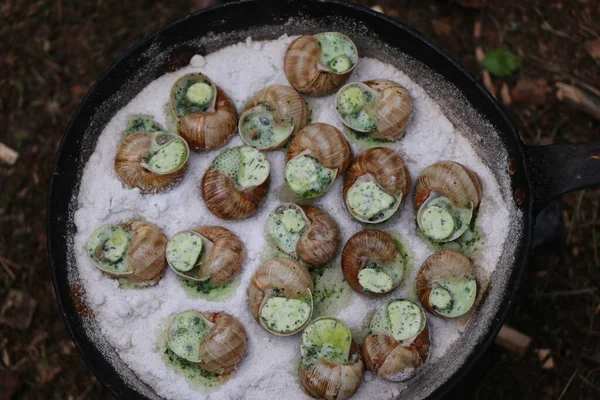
(48, 0, 600, 399)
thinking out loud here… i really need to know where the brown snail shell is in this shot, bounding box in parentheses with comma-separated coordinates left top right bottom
(285, 123, 352, 199)
(238, 85, 308, 150)
(166, 226, 244, 286)
(248, 258, 314, 336)
(343, 147, 411, 223)
(267, 203, 340, 266)
(86, 219, 167, 285)
(170, 73, 238, 150)
(363, 299, 430, 381)
(115, 132, 189, 194)
(416, 250, 478, 318)
(166, 310, 247, 375)
(335, 79, 413, 140)
(299, 317, 364, 400)
(201, 146, 271, 220)
(341, 230, 404, 296)
(284, 32, 358, 96)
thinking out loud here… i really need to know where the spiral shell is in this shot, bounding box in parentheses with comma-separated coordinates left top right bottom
(166, 226, 244, 286)
(201, 146, 271, 220)
(86, 218, 167, 285)
(343, 147, 411, 223)
(171, 73, 238, 150)
(414, 161, 482, 242)
(335, 79, 413, 140)
(363, 299, 430, 381)
(238, 85, 308, 150)
(115, 131, 189, 194)
(248, 258, 314, 336)
(341, 230, 404, 296)
(284, 123, 352, 199)
(284, 32, 358, 96)
(299, 317, 364, 400)
(416, 251, 478, 318)
(166, 310, 247, 375)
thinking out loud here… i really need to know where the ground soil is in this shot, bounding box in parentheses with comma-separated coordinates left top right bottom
(0, 0, 598, 399)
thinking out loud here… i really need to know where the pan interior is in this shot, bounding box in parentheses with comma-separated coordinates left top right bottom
(56, 7, 525, 400)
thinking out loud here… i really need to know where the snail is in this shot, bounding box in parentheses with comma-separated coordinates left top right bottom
(285, 123, 352, 199)
(267, 203, 340, 266)
(416, 250, 478, 318)
(115, 131, 189, 194)
(335, 79, 413, 140)
(299, 317, 364, 400)
(363, 299, 430, 381)
(170, 73, 237, 150)
(238, 85, 308, 150)
(341, 230, 404, 296)
(166, 226, 244, 286)
(343, 147, 411, 223)
(414, 161, 482, 242)
(201, 145, 271, 220)
(248, 258, 314, 336)
(284, 32, 358, 96)
(86, 218, 167, 285)
(166, 310, 247, 375)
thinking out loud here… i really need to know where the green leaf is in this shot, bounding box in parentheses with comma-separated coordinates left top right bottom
(481, 49, 522, 78)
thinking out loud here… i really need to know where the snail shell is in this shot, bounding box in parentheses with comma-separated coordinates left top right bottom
(416, 250, 478, 318)
(170, 73, 238, 150)
(285, 123, 352, 199)
(267, 203, 340, 266)
(238, 85, 308, 150)
(166, 226, 244, 286)
(335, 79, 413, 140)
(341, 230, 404, 296)
(115, 131, 189, 194)
(363, 299, 430, 381)
(414, 161, 482, 242)
(86, 218, 167, 285)
(166, 310, 247, 375)
(248, 258, 314, 336)
(284, 32, 358, 96)
(201, 146, 271, 220)
(299, 317, 364, 400)
(343, 147, 411, 223)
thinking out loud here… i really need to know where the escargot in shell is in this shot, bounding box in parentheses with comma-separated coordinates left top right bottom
(343, 147, 410, 223)
(170, 73, 238, 150)
(299, 317, 364, 400)
(166, 310, 247, 375)
(267, 203, 340, 266)
(248, 258, 314, 336)
(284, 123, 352, 199)
(417, 250, 477, 318)
(341, 230, 404, 296)
(166, 226, 244, 286)
(115, 130, 189, 194)
(335, 79, 413, 140)
(284, 32, 358, 96)
(86, 218, 167, 285)
(201, 145, 271, 220)
(414, 161, 482, 242)
(363, 299, 430, 381)
(239, 85, 308, 150)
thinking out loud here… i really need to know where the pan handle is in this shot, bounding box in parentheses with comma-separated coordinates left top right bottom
(525, 142, 600, 216)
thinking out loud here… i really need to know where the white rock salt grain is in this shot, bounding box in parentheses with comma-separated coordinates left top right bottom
(73, 34, 513, 400)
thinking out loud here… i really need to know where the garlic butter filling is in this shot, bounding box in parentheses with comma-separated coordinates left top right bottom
(314, 32, 357, 73)
(86, 225, 134, 274)
(370, 299, 426, 344)
(124, 115, 163, 137)
(284, 154, 335, 198)
(239, 105, 293, 149)
(172, 74, 215, 116)
(346, 179, 397, 221)
(336, 83, 377, 132)
(267, 205, 307, 255)
(430, 276, 477, 317)
(167, 311, 212, 363)
(259, 296, 312, 335)
(417, 196, 473, 242)
(166, 232, 204, 273)
(357, 256, 403, 294)
(212, 146, 269, 189)
(141, 133, 188, 175)
(301, 318, 352, 367)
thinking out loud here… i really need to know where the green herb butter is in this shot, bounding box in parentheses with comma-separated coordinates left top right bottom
(167, 311, 212, 363)
(260, 297, 311, 334)
(212, 146, 269, 189)
(358, 268, 393, 293)
(167, 232, 203, 272)
(314, 32, 356, 73)
(284, 155, 334, 198)
(433, 275, 477, 318)
(347, 179, 396, 220)
(146, 137, 187, 174)
(301, 318, 352, 367)
(186, 82, 213, 106)
(86, 225, 134, 274)
(419, 205, 455, 241)
(370, 299, 425, 344)
(240, 106, 293, 149)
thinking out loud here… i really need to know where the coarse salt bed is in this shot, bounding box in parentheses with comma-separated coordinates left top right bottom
(73, 34, 511, 400)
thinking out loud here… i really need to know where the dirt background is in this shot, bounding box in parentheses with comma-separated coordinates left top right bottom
(0, 0, 598, 399)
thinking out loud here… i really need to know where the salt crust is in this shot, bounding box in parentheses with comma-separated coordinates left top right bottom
(73, 35, 511, 400)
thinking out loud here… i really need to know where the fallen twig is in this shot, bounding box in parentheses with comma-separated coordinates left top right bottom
(557, 369, 579, 400)
(538, 288, 597, 297)
(474, 19, 497, 98)
(0, 143, 19, 166)
(494, 324, 532, 356)
(556, 82, 600, 121)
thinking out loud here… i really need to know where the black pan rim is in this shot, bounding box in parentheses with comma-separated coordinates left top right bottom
(48, 0, 534, 399)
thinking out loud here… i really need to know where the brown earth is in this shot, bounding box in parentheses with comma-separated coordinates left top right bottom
(0, 0, 598, 399)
